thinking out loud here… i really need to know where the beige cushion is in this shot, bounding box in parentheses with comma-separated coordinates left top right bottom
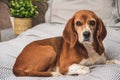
(50, 0, 113, 24)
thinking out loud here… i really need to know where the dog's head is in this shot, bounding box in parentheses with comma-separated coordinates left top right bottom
(63, 10, 107, 53)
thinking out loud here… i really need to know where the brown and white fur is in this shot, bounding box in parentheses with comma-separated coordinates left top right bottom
(13, 10, 120, 77)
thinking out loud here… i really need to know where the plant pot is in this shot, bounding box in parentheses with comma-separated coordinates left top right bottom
(13, 18, 32, 34)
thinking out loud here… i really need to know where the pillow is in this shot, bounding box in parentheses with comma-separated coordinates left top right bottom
(50, 0, 113, 25)
(45, 7, 51, 23)
(113, 0, 120, 24)
(118, 0, 120, 19)
(103, 27, 120, 60)
(106, 0, 120, 27)
(45, 0, 51, 23)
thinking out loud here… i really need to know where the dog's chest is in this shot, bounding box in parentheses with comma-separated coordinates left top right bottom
(80, 43, 106, 66)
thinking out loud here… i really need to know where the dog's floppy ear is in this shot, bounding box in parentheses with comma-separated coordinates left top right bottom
(97, 18, 107, 41)
(63, 17, 77, 48)
(96, 17, 107, 54)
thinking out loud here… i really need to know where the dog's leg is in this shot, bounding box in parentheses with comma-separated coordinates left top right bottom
(26, 67, 62, 77)
(67, 64, 90, 75)
(14, 67, 62, 77)
(51, 67, 62, 76)
(106, 60, 120, 65)
(24, 71, 62, 77)
(13, 45, 60, 77)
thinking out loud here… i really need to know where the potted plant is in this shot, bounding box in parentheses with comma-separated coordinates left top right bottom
(10, 0, 40, 34)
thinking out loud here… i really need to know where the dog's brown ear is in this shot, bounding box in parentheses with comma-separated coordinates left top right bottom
(97, 18, 107, 41)
(63, 17, 77, 48)
(96, 17, 107, 54)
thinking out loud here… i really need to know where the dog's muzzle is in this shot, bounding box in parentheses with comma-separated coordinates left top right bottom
(83, 31, 91, 41)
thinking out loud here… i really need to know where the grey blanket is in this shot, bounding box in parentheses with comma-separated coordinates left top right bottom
(0, 26, 120, 80)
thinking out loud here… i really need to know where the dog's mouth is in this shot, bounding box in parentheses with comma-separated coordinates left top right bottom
(79, 37, 91, 44)
(82, 36, 93, 44)
(84, 38, 90, 42)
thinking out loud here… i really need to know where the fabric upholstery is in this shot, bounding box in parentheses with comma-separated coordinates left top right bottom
(50, 0, 113, 24)
(0, 23, 120, 80)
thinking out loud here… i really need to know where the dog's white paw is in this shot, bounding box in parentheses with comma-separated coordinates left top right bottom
(67, 64, 90, 75)
(106, 60, 120, 65)
(77, 65, 90, 75)
(51, 72, 62, 76)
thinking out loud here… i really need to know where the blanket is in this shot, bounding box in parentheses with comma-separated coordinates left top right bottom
(0, 23, 120, 80)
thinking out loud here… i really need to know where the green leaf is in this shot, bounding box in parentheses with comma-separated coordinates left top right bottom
(10, 0, 39, 18)
(34, 0, 44, 2)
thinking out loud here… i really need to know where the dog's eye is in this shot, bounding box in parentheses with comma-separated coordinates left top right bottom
(89, 20, 95, 26)
(76, 21, 82, 26)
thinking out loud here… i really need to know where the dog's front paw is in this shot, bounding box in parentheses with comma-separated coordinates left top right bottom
(77, 65, 90, 75)
(51, 72, 62, 76)
(67, 64, 90, 75)
(106, 60, 120, 65)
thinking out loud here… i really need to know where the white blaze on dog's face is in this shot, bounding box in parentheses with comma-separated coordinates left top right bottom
(74, 12, 97, 44)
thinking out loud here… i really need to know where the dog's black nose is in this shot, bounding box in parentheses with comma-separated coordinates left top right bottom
(83, 31, 90, 39)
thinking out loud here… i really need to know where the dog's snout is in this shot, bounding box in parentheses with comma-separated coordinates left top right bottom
(83, 31, 90, 38)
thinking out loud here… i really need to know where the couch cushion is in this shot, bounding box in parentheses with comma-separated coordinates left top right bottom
(104, 27, 120, 60)
(50, 0, 113, 25)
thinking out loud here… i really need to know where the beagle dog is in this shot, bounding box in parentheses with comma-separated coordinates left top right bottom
(13, 10, 118, 77)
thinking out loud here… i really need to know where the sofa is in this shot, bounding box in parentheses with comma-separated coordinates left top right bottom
(0, 0, 120, 80)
